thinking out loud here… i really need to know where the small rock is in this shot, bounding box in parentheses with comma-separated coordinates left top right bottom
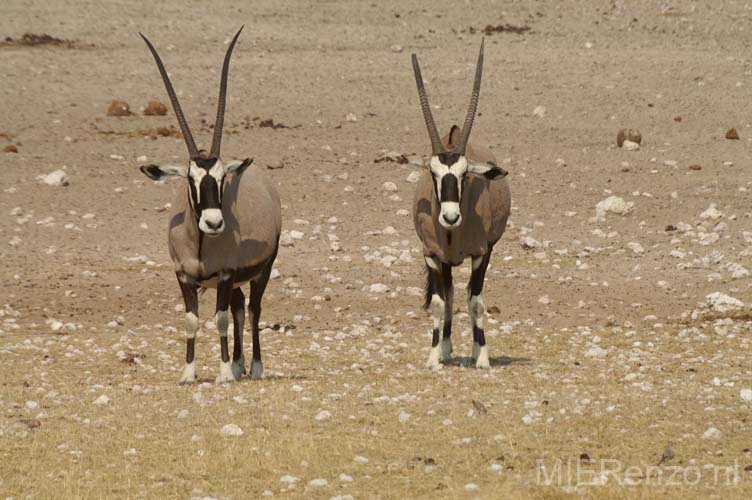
(345, 112, 357, 122)
(532, 105, 546, 117)
(144, 100, 167, 116)
(390, 44, 403, 53)
(398, 410, 411, 423)
(520, 236, 541, 250)
(37, 170, 69, 187)
(703, 427, 722, 439)
(725, 128, 739, 140)
(585, 346, 608, 358)
(406, 170, 422, 183)
(315, 410, 331, 421)
(308, 478, 328, 487)
(93, 395, 110, 406)
(706, 292, 744, 312)
(622, 140, 639, 151)
(617, 128, 642, 147)
(220, 424, 244, 437)
(382, 181, 398, 192)
(280, 475, 300, 485)
(700, 204, 723, 220)
(595, 196, 634, 221)
(354, 455, 369, 464)
(741, 389, 752, 402)
(369, 283, 388, 293)
(107, 100, 132, 116)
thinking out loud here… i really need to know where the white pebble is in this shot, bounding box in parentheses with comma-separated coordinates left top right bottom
(308, 478, 328, 487)
(703, 427, 721, 439)
(93, 395, 110, 406)
(315, 410, 331, 421)
(740, 389, 752, 402)
(220, 424, 244, 437)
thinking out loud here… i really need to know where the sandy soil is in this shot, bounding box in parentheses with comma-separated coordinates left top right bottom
(1, 0, 751, 498)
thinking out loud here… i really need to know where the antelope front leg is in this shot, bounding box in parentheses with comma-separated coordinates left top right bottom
(425, 257, 447, 369)
(177, 274, 199, 384)
(230, 288, 246, 380)
(215, 272, 237, 382)
(469, 253, 492, 369)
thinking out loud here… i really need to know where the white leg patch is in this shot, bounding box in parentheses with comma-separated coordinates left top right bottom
(472, 256, 483, 270)
(425, 256, 439, 271)
(425, 343, 441, 370)
(475, 345, 490, 369)
(430, 294, 444, 330)
(472, 341, 481, 361)
(179, 361, 197, 384)
(468, 294, 486, 330)
(441, 337, 453, 362)
(216, 361, 236, 383)
(250, 359, 264, 380)
(185, 312, 199, 339)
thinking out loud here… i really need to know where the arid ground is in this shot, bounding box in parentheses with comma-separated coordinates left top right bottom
(1, 1, 751, 498)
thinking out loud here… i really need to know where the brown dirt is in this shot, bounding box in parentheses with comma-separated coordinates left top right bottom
(1, 1, 751, 499)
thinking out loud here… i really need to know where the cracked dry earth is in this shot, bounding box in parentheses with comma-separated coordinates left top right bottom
(1, 0, 752, 499)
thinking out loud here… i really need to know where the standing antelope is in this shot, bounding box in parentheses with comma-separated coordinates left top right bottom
(411, 40, 511, 369)
(138, 26, 282, 384)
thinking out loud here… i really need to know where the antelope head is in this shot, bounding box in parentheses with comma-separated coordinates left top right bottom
(138, 27, 252, 236)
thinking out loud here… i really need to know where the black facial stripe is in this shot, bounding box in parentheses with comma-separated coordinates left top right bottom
(199, 175, 221, 210)
(440, 174, 460, 202)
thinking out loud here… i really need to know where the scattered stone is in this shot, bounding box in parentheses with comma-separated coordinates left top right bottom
(700, 203, 723, 220)
(705, 292, 744, 313)
(390, 44, 403, 53)
(740, 389, 752, 403)
(617, 128, 642, 147)
(309, 478, 328, 487)
(369, 283, 389, 293)
(280, 475, 300, 485)
(406, 170, 422, 183)
(315, 410, 331, 421)
(354, 455, 369, 464)
(703, 427, 722, 439)
(595, 196, 634, 221)
(381, 181, 398, 192)
(622, 140, 639, 151)
(520, 236, 541, 250)
(345, 112, 357, 122)
(627, 242, 645, 254)
(144, 100, 167, 116)
(37, 169, 69, 187)
(725, 128, 739, 140)
(107, 100, 132, 117)
(93, 395, 110, 406)
(398, 409, 411, 423)
(220, 424, 244, 437)
(532, 105, 546, 118)
(585, 346, 608, 358)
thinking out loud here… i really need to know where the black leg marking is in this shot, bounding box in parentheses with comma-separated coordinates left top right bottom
(216, 273, 234, 364)
(469, 250, 492, 350)
(231, 287, 246, 366)
(177, 274, 198, 365)
(248, 251, 277, 380)
(441, 262, 453, 343)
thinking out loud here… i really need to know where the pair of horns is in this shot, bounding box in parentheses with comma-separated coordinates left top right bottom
(139, 26, 244, 159)
(412, 38, 484, 156)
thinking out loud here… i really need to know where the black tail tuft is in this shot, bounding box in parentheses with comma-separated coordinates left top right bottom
(423, 264, 433, 310)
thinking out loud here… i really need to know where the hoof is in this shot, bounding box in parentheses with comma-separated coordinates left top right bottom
(178, 362, 197, 385)
(425, 346, 441, 370)
(250, 359, 264, 380)
(216, 361, 237, 383)
(475, 345, 490, 369)
(231, 356, 246, 380)
(441, 338, 453, 363)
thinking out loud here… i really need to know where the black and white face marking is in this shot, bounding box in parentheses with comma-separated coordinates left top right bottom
(429, 153, 468, 230)
(140, 156, 252, 237)
(187, 156, 227, 236)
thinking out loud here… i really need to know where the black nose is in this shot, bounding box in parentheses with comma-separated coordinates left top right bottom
(206, 219, 224, 230)
(443, 213, 459, 224)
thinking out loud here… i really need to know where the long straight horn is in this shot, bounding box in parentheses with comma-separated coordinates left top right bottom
(455, 38, 484, 155)
(139, 33, 198, 158)
(411, 54, 444, 156)
(210, 25, 244, 158)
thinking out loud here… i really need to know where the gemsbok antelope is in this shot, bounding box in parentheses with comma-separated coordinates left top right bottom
(138, 26, 282, 383)
(411, 40, 511, 369)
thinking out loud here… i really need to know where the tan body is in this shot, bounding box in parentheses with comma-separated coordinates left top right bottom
(412, 133, 511, 265)
(167, 165, 281, 287)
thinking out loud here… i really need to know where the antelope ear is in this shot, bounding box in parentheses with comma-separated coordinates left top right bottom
(140, 164, 187, 180)
(225, 158, 253, 176)
(468, 160, 508, 179)
(447, 125, 461, 149)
